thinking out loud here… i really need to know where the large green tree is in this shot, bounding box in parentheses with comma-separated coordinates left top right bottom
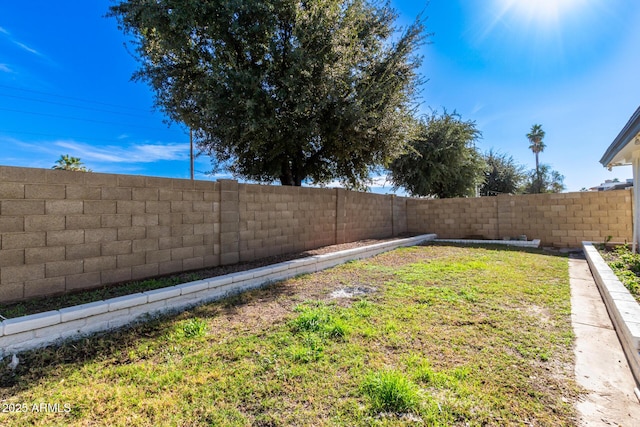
(388, 111, 485, 198)
(523, 164, 565, 194)
(109, 0, 426, 187)
(479, 149, 526, 196)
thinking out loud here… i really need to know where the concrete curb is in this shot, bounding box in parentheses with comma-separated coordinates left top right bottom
(582, 241, 640, 385)
(0, 234, 437, 357)
(434, 239, 541, 248)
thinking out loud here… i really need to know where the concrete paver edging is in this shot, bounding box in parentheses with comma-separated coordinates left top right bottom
(434, 238, 541, 248)
(582, 241, 640, 386)
(0, 234, 437, 358)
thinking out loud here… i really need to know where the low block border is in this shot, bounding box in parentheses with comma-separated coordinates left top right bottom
(582, 241, 640, 386)
(0, 234, 436, 357)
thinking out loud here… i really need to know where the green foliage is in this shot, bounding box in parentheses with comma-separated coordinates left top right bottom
(523, 163, 565, 194)
(479, 149, 526, 196)
(410, 357, 469, 389)
(361, 369, 421, 413)
(388, 110, 485, 198)
(287, 303, 350, 363)
(289, 303, 350, 339)
(181, 318, 207, 338)
(526, 124, 550, 193)
(526, 124, 546, 155)
(289, 334, 324, 363)
(52, 154, 91, 172)
(604, 245, 640, 299)
(109, 0, 427, 188)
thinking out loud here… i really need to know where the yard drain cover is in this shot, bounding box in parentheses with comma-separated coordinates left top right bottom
(330, 286, 375, 299)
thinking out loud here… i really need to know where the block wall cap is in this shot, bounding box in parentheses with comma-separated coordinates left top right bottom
(107, 293, 148, 312)
(143, 286, 182, 303)
(207, 276, 233, 289)
(59, 300, 108, 322)
(3, 310, 61, 335)
(228, 271, 255, 283)
(177, 280, 210, 295)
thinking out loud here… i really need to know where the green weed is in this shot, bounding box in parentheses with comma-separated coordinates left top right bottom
(361, 369, 421, 413)
(181, 317, 207, 338)
(601, 245, 640, 301)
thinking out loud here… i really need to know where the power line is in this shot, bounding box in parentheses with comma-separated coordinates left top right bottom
(0, 93, 153, 119)
(0, 107, 169, 132)
(0, 129, 168, 144)
(0, 83, 152, 113)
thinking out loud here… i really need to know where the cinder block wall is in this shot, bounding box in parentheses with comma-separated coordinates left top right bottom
(407, 190, 633, 247)
(392, 196, 409, 237)
(238, 184, 336, 262)
(0, 166, 221, 303)
(0, 166, 407, 303)
(496, 191, 632, 246)
(407, 197, 498, 239)
(0, 164, 634, 303)
(343, 191, 395, 242)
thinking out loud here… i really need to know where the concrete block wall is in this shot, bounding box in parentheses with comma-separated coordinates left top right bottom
(407, 190, 633, 247)
(407, 196, 498, 240)
(343, 191, 395, 242)
(392, 196, 408, 237)
(496, 191, 632, 246)
(0, 166, 221, 303)
(238, 184, 336, 262)
(0, 167, 409, 303)
(0, 164, 634, 302)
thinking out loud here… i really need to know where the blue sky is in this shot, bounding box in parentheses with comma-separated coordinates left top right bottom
(1, 0, 639, 192)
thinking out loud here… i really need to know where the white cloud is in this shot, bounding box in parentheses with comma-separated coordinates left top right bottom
(471, 102, 485, 115)
(0, 63, 12, 73)
(0, 26, 44, 57)
(14, 41, 40, 56)
(53, 140, 190, 163)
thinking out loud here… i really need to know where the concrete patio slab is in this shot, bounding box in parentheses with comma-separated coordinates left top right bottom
(570, 254, 640, 426)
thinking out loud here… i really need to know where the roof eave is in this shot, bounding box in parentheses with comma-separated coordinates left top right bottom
(600, 105, 640, 167)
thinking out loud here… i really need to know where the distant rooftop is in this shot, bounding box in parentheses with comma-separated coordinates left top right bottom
(589, 179, 633, 191)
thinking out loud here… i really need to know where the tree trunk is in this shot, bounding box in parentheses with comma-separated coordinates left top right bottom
(535, 150, 540, 193)
(279, 161, 303, 186)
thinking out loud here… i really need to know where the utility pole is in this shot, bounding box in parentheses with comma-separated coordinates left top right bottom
(190, 128, 194, 180)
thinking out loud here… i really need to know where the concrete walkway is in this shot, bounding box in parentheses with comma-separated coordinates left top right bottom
(569, 253, 640, 426)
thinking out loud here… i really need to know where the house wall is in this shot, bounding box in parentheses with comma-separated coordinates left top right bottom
(0, 165, 633, 303)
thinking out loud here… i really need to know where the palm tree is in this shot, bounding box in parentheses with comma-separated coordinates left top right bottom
(526, 124, 546, 193)
(52, 154, 91, 172)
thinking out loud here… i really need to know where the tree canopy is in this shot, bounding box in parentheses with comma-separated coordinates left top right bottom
(388, 111, 485, 198)
(523, 164, 565, 194)
(52, 154, 91, 172)
(526, 123, 546, 192)
(479, 150, 526, 196)
(109, 0, 426, 187)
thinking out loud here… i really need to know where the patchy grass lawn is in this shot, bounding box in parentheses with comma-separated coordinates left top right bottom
(0, 244, 578, 426)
